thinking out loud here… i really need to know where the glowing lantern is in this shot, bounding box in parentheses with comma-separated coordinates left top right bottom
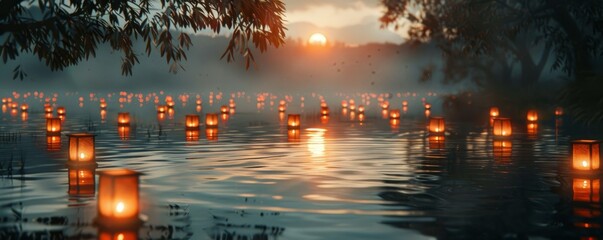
(196, 105, 202, 113)
(196, 99, 202, 105)
(381, 101, 389, 110)
(424, 110, 431, 118)
(341, 100, 348, 108)
(493, 140, 512, 159)
(527, 123, 538, 135)
(390, 118, 400, 128)
(429, 135, 445, 149)
(220, 105, 229, 114)
(287, 114, 301, 129)
(68, 167, 96, 196)
(100, 102, 107, 109)
(205, 113, 219, 128)
(429, 117, 445, 134)
(288, 129, 300, 142)
(46, 135, 61, 151)
(402, 101, 408, 107)
(526, 110, 538, 122)
(68, 133, 96, 165)
(157, 105, 167, 113)
(389, 109, 400, 119)
(320, 115, 329, 124)
(424, 103, 431, 110)
(320, 102, 327, 108)
(97, 169, 141, 223)
(320, 107, 329, 116)
(220, 113, 229, 123)
(118, 126, 130, 140)
(555, 107, 563, 117)
(46, 117, 62, 135)
(573, 178, 600, 202)
(572, 140, 600, 171)
(10, 102, 18, 109)
(206, 128, 218, 141)
(166, 100, 175, 108)
(489, 107, 500, 117)
(278, 104, 286, 112)
(117, 112, 130, 126)
(20, 104, 28, 112)
(185, 129, 200, 141)
(492, 118, 512, 137)
(229, 102, 236, 109)
(185, 115, 200, 129)
(57, 106, 66, 115)
(357, 105, 365, 114)
(44, 105, 53, 113)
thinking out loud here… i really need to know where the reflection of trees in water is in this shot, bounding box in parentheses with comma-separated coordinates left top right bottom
(207, 211, 285, 240)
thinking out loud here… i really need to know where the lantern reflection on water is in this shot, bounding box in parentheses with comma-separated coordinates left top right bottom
(185, 129, 200, 141)
(68, 133, 96, 166)
(206, 128, 218, 141)
(157, 105, 167, 113)
(527, 123, 538, 136)
(44, 105, 53, 113)
(493, 140, 512, 159)
(21, 112, 28, 122)
(307, 128, 326, 157)
(424, 110, 431, 118)
(492, 118, 512, 137)
(98, 229, 138, 240)
(287, 114, 300, 129)
(46, 135, 61, 151)
(118, 126, 130, 140)
(424, 103, 431, 110)
(46, 117, 62, 135)
(320, 115, 329, 124)
(68, 167, 96, 196)
(357, 105, 365, 114)
(573, 178, 600, 202)
(20, 103, 28, 112)
(428, 117, 445, 134)
(287, 129, 300, 142)
(320, 107, 329, 116)
(572, 140, 600, 172)
(220, 105, 229, 114)
(428, 135, 445, 149)
(97, 169, 141, 225)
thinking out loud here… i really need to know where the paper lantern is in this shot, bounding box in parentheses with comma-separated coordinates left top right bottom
(402, 106, 408, 113)
(489, 107, 499, 117)
(196, 99, 202, 105)
(185, 129, 200, 141)
(157, 105, 167, 113)
(381, 101, 389, 110)
(97, 169, 141, 222)
(278, 104, 286, 112)
(118, 126, 130, 140)
(117, 112, 130, 126)
(555, 107, 563, 117)
(526, 110, 538, 122)
(357, 105, 365, 114)
(10, 102, 18, 109)
(229, 102, 236, 109)
(100, 102, 107, 109)
(358, 113, 365, 123)
(205, 113, 219, 128)
(493, 140, 512, 158)
(68, 167, 96, 196)
(389, 109, 400, 119)
(44, 105, 53, 113)
(68, 133, 96, 165)
(45, 113, 53, 119)
(424, 103, 431, 110)
(492, 118, 512, 137)
(46, 117, 62, 135)
(206, 128, 218, 141)
(287, 129, 300, 142)
(57, 106, 66, 115)
(46, 135, 61, 151)
(402, 101, 408, 107)
(166, 100, 175, 108)
(287, 114, 301, 129)
(185, 115, 200, 129)
(229, 108, 236, 115)
(20, 104, 28, 112)
(573, 178, 600, 202)
(196, 105, 202, 113)
(349, 104, 356, 111)
(320, 107, 329, 116)
(429, 135, 445, 149)
(220, 105, 229, 114)
(572, 140, 600, 171)
(429, 117, 445, 134)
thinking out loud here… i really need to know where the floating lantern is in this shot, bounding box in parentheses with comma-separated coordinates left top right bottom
(68, 133, 96, 165)
(220, 105, 229, 114)
(46, 135, 61, 151)
(205, 113, 219, 128)
(118, 126, 130, 140)
(428, 135, 445, 149)
(10, 102, 18, 109)
(424, 103, 431, 110)
(278, 104, 286, 112)
(101, 110, 107, 121)
(572, 140, 600, 171)
(100, 102, 107, 109)
(381, 101, 389, 110)
(68, 167, 96, 196)
(341, 100, 348, 108)
(320, 107, 329, 116)
(166, 100, 175, 108)
(527, 123, 538, 136)
(402, 106, 408, 113)
(97, 169, 141, 224)
(358, 113, 365, 123)
(20, 104, 28, 112)
(229, 108, 236, 115)
(185, 129, 200, 141)
(402, 101, 408, 107)
(489, 107, 499, 117)
(389, 109, 401, 119)
(196, 99, 202, 105)
(357, 105, 365, 114)
(573, 178, 600, 202)
(349, 104, 356, 111)
(287, 129, 300, 142)
(229, 102, 236, 109)
(429, 117, 445, 134)
(1, 98, 5, 104)
(320, 102, 328, 108)
(555, 107, 563, 117)
(492, 118, 512, 137)
(57, 106, 66, 115)
(493, 140, 512, 159)
(157, 105, 167, 113)
(185, 115, 200, 129)
(220, 113, 229, 123)
(46, 117, 62, 135)
(287, 114, 301, 129)
(44, 105, 53, 114)
(117, 112, 130, 126)
(45, 113, 53, 119)
(206, 128, 218, 141)
(526, 110, 538, 122)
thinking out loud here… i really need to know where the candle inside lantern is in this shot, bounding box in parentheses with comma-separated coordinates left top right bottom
(98, 169, 141, 221)
(68, 133, 96, 164)
(185, 114, 200, 129)
(57, 106, 66, 115)
(526, 110, 538, 122)
(287, 114, 301, 129)
(220, 105, 229, 114)
(117, 112, 130, 126)
(321, 107, 329, 116)
(573, 178, 600, 202)
(341, 100, 348, 108)
(389, 109, 401, 119)
(429, 117, 445, 134)
(489, 107, 499, 117)
(492, 118, 512, 137)
(572, 140, 600, 171)
(205, 113, 219, 128)
(46, 117, 62, 135)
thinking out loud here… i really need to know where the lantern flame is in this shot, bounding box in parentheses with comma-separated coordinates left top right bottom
(116, 202, 125, 213)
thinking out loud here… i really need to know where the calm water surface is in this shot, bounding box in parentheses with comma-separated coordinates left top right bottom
(0, 94, 598, 239)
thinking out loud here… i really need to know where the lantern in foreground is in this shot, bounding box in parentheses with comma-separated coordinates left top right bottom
(572, 140, 600, 171)
(389, 109, 400, 119)
(526, 110, 538, 122)
(429, 135, 445, 149)
(100, 102, 108, 109)
(358, 113, 365, 123)
(429, 117, 445, 134)
(492, 118, 512, 137)
(489, 107, 499, 117)
(288, 129, 300, 142)
(220, 105, 229, 114)
(118, 112, 130, 126)
(185, 129, 200, 141)
(68, 133, 96, 165)
(57, 106, 66, 115)
(206, 128, 218, 141)
(205, 113, 219, 128)
(97, 169, 141, 224)
(573, 178, 600, 202)
(287, 114, 301, 129)
(185, 115, 200, 129)
(46, 135, 61, 151)
(68, 167, 96, 196)
(46, 117, 62, 135)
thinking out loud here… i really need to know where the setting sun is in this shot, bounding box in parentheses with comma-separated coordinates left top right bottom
(308, 33, 327, 46)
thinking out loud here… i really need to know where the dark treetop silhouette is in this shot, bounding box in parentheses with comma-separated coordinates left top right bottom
(0, 0, 286, 79)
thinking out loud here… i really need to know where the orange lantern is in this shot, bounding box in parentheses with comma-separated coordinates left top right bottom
(46, 117, 62, 135)
(357, 105, 365, 114)
(118, 126, 130, 140)
(220, 105, 229, 114)
(68, 167, 96, 196)
(429, 135, 445, 149)
(20, 103, 28, 112)
(492, 118, 512, 137)
(573, 178, 600, 202)
(527, 123, 538, 135)
(196, 105, 202, 113)
(44, 105, 53, 113)
(117, 112, 130, 126)
(358, 113, 365, 123)
(1, 98, 5, 104)
(555, 107, 563, 117)
(349, 104, 356, 111)
(157, 105, 167, 113)
(381, 101, 389, 110)
(389, 109, 400, 119)
(320, 115, 329, 124)
(46, 135, 61, 151)
(287, 114, 301, 129)
(196, 99, 202, 105)
(493, 140, 512, 159)
(572, 140, 600, 171)
(489, 107, 500, 117)
(526, 110, 538, 122)
(68, 133, 96, 165)
(320, 101, 327, 108)
(167, 108, 174, 119)
(424, 103, 431, 110)
(166, 100, 175, 108)
(185, 129, 200, 141)
(10, 102, 18, 109)
(278, 104, 286, 112)
(206, 128, 218, 141)
(100, 102, 108, 109)
(229, 102, 236, 109)
(381, 109, 389, 119)
(320, 107, 329, 116)
(97, 169, 141, 223)
(390, 118, 400, 128)
(287, 129, 300, 142)
(428, 117, 445, 134)
(57, 106, 66, 115)
(341, 100, 348, 108)
(185, 115, 200, 129)
(205, 113, 219, 128)
(402, 100, 408, 107)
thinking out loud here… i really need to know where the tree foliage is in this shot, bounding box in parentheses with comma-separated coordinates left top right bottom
(0, 0, 287, 79)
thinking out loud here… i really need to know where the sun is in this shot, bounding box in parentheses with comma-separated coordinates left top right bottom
(308, 33, 327, 46)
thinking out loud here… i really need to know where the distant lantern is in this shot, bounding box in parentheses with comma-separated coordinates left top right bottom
(68, 133, 96, 165)
(390, 118, 400, 128)
(196, 99, 202, 105)
(429, 135, 445, 149)
(429, 117, 445, 134)
(555, 107, 563, 117)
(493, 140, 512, 159)
(278, 104, 286, 112)
(166, 100, 175, 108)
(57, 106, 66, 115)
(185, 129, 200, 141)
(229, 102, 236, 109)
(118, 126, 130, 140)
(206, 128, 218, 141)
(490, 107, 500, 117)
(402, 100, 408, 107)
(320, 101, 328, 108)
(46, 117, 62, 135)
(44, 105, 53, 114)
(357, 105, 365, 114)
(572, 140, 600, 171)
(10, 102, 18, 109)
(349, 104, 356, 111)
(341, 100, 348, 108)
(492, 118, 512, 137)
(320, 107, 330, 116)
(358, 113, 365, 123)
(157, 105, 167, 113)
(424, 103, 432, 110)
(205, 113, 219, 128)
(68, 167, 96, 196)
(97, 169, 141, 223)
(20, 104, 28, 112)
(117, 112, 130, 126)
(573, 178, 600, 202)
(288, 129, 300, 142)
(1, 98, 5, 104)
(287, 114, 301, 129)
(220, 105, 229, 114)
(381, 101, 389, 110)
(185, 115, 200, 129)
(526, 110, 538, 122)
(100, 102, 108, 109)
(389, 109, 401, 119)
(46, 135, 61, 151)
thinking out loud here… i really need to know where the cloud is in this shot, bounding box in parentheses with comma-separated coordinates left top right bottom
(285, 1, 382, 28)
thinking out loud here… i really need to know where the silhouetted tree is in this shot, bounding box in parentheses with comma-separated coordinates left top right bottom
(0, 0, 286, 79)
